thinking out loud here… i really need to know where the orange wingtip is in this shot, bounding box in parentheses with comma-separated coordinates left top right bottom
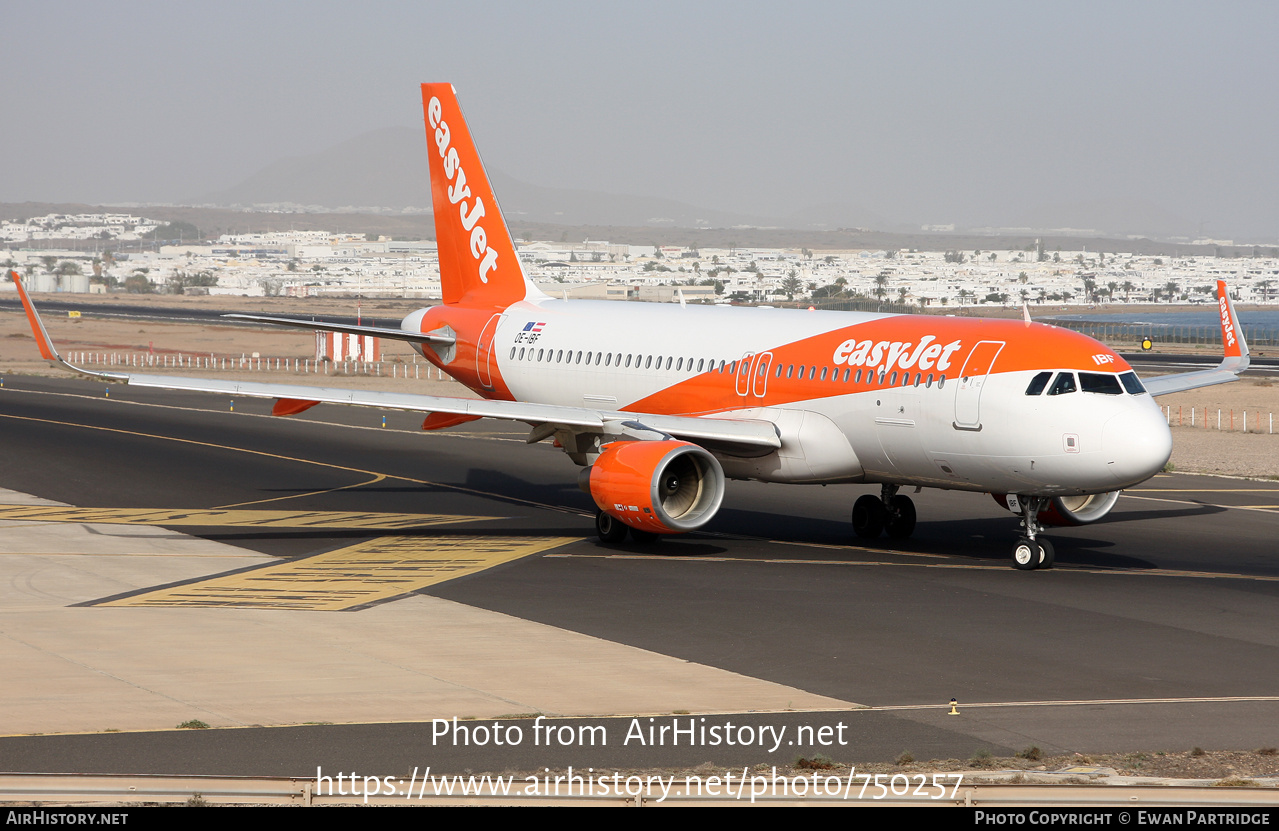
(421, 412, 481, 431)
(272, 398, 320, 416)
(9, 270, 58, 361)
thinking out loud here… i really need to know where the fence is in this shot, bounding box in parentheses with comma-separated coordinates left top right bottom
(1161, 404, 1274, 434)
(1045, 320, 1279, 349)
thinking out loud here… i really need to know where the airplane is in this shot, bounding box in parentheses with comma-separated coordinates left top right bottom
(8, 82, 1252, 570)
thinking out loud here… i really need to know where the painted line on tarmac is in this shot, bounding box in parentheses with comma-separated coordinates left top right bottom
(0, 410, 589, 517)
(870, 695, 1279, 712)
(0, 504, 495, 530)
(98, 534, 581, 611)
(1122, 493, 1279, 514)
(552, 552, 1279, 582)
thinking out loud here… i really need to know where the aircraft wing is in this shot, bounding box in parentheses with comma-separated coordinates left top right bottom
(1143, 280, 1250, 396)
(7, 271, 781, 451)
(222, 314, 456, 346)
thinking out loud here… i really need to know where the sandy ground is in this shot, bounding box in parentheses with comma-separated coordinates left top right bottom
(1, 296, 1275, 479)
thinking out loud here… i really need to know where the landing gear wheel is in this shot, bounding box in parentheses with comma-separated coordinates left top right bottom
(629, 527, 658, 544)
(595, 510, 628, 543)
(1036, 538, 1055, 569)
(885, 495, 917, 540)
(852, 495, 886, 539)
(1012, 538, 1039, 570)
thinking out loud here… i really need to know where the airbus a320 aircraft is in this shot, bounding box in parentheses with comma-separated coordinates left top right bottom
(11, 83, 1251, 569)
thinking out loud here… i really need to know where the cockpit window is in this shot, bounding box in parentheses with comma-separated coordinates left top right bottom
(1025, 371, 1052, 396)
(1047, 372, 1077, 396)
(1119, 371, 1146, 395)
(1079, 372, 1123, 395)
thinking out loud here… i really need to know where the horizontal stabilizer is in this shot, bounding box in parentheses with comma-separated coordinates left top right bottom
(223, 314, 456, 345)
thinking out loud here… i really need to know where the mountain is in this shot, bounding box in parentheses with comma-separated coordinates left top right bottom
(192, 127, 876, 230)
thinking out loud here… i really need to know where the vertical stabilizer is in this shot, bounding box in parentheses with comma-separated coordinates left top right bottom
(421, 83, 545, 308)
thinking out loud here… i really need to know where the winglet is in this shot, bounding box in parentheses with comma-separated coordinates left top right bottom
(1216, 279, 1249, 372)
(10, 270, 59, 361)
(8, 270, 124, 381)
(1141, 280, 1250, 396)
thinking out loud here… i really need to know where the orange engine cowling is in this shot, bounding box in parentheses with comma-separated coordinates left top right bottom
(578, 440, 725, 534)
(991, 491, 1122, 526)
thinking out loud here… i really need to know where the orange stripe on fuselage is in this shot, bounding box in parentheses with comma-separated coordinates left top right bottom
(627, 316, 1127, 415)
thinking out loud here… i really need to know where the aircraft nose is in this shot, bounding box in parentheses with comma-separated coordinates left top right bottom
(1102, 404, 1173, 486)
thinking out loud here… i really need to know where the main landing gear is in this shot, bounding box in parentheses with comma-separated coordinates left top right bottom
(595, 509, 658, 544)
(852, 485, 916, 540)
(1009, 495, 1054, 570)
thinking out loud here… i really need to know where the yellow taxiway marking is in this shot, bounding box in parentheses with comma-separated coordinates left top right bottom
(0, 505, 492, 530)
(551, 552, 1279, 582)
(101, 535, 580, 611)
(1129, 488, 1279, 493)
(213, 472, 388, 510)
(869, 695, 1279, 712)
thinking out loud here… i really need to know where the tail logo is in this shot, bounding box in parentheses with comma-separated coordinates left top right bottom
(426, 96, 499, 284)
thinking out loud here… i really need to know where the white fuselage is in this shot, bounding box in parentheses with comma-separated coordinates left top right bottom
(409, 298, 1173, 498)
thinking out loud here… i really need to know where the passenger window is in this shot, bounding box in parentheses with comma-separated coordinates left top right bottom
(1120, 371, 1146, 395)
(938, 375, 946, 389)
(1048, 372, 1077, 395)
(1025, 371, 1052, 395)
(842, 368, 850, 382)
(925, 373, 933, 387)
(820, 367, 828, 381)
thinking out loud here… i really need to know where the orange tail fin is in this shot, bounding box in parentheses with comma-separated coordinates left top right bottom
(421, 83, 544, 309)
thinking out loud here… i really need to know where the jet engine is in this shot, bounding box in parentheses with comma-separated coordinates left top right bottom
(992, 491, 1122, 526)
(578, 440, 725, 534)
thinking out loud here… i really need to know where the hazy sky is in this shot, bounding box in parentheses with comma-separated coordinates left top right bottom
(6, 1, 1278, 240)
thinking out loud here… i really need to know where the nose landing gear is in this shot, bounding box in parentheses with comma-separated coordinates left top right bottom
(1010, 495, 1054, 570)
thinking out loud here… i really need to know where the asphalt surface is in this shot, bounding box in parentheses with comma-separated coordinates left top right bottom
(1, 374, 1278, 775)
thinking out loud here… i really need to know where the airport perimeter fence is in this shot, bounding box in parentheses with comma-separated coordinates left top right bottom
(60, 351, 451, 380)
(1042, 320, 1279, 349)
(1160, 404, 1275, 434)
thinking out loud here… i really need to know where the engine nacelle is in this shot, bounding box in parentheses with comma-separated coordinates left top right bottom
(992, 491, 1122, 526)
(578, 440, 725, 534)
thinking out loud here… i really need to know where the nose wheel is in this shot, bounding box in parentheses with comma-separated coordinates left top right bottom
(1010, 496, 1055, 570)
